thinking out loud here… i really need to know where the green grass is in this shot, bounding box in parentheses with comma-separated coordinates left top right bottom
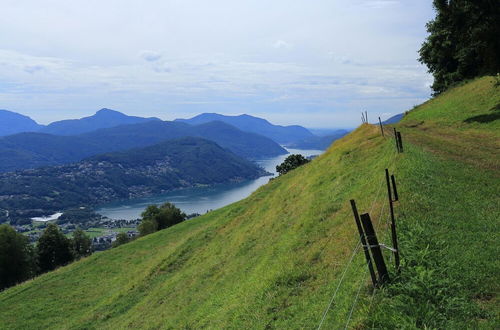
(0, 77, 498, 329)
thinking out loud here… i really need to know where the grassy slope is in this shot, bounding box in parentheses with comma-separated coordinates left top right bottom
(366, 76, 499, 328)
(0, 124, 394, 329)
(0, 77, 498, 329)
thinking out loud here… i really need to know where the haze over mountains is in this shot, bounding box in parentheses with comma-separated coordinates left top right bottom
(175, 113, 314, 144)
(0, 120, 287, 172)
(0, 110, 44, 136)
(0, 108, 355, 173)
(40, 108, 161, 135)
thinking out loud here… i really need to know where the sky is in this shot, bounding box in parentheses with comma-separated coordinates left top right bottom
(0, 0, 435, 128)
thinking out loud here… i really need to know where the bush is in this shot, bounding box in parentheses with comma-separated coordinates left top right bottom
(276, 154, 310, 176)
(138, 202, 186, 236)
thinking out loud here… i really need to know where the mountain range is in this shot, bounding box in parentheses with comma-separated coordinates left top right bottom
(40, 108, 161, 135)
(0, 110, 43, 136)
(0, 108, 160, 137)
(0, 120, 287, 173)
(0, 108, 351, 173)
(176, 113, 314, 144)
(0, 137, 267, 224)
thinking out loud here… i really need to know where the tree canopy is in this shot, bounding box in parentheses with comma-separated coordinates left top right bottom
(0, 224, 35, 290)
(276, 154, 310, 176)
(419, 0, 500, 94)
(37, 223, 74, 272)
(72, 228, 92, 258)
(138, 202, 186, 236)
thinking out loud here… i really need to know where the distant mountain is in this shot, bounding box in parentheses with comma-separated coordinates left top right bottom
(0, 120, 287, 172)
(285, 129, 350, 150)
(0, 110, 43, 136)
(382, 113, 404, 124)
(40, 108, 160, 135)
(308, 128, 351, 137)
(176, 113, 315, 144)
(0, 137, 268, 224)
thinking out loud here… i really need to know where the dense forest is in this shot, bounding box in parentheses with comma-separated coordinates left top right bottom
(419, 0, 500, 94)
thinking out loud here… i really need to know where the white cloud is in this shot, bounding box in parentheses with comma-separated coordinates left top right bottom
(272, 40, 292, 49)
(0, 0, 434, 127)
(140, 50, 162, 62)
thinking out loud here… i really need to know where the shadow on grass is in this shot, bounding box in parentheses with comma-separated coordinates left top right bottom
(463, 104, 500, 123)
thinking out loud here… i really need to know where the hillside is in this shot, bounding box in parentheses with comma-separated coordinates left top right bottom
(176, 113, 314, 144)
(40, 108, 160, 135)
(0, 137, 266, 224)
(0, 121, 287, 172)
(0, 110, 43, 136)
(0, 77, 498, 328)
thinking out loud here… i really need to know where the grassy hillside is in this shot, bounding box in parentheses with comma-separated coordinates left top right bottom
(0, 77, 498, 329)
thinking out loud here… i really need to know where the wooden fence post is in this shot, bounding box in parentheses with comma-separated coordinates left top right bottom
(385, 169, 400, 270)
(397, 131, 404, 152)
(391, 174, 399, 202)
(378, 117, 384, 137)
(350, 200, 378, 288)
(365, 111, 368, 124)
(393, 128, 400, 153)
(360, 213, 390, 284)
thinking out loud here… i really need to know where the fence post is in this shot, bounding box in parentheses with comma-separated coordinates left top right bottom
(391, 175, 399, 202)
(385, 169, 400, 270)
(350, 200, 378, 288)
(378, 117, 384, 137)
(393, 128, 400, 153)
(360, 213, 390, 284)
(396, 132, 404, 153)
(365, 111, 368, 124)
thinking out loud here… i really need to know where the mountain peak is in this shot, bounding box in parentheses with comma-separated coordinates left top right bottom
(95, 108, 124, 117)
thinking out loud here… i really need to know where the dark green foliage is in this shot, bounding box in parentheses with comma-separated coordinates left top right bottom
(137, 219, 157, 236)
(57, 209, 100, 225)
(0, 224, 35, 290)
(276, 154, 310, 176)
(37, 223, 74, 272)
(72, 228, 92, 258)
(139, 203, 186, 236)
(419, 0, 500, 94)
(112, 232, 130, 248)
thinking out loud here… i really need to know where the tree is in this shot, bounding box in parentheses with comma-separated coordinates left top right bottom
(276, 154, 310, 176)
(72, 228, 92, 258)
(37, 223, 74, 273)
(112, 232, 130, 247)
(138, 202, 186, 236)
(0, 224, 36, 290)
(419, 0, 500, 94)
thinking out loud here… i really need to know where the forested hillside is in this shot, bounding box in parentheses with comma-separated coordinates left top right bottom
(0, 137, 266, 225)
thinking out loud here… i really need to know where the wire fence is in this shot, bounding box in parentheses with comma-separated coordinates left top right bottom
(316, 121, 401, 329)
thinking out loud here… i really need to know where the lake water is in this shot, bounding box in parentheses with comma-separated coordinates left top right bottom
(96, 148, 323, 220)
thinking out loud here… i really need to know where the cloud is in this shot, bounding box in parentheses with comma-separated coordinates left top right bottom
(140, 50, 162, 62)
(24, 65, 45, 74)
(0, 0, 434, 127)
(272, 40, 292, 49)
(358, 0, 400, 9)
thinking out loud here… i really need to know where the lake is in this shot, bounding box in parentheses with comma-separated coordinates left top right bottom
(96, 148, 323, 220)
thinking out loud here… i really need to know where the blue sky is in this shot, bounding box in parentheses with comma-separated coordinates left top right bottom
(0, 0, 434, 128)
